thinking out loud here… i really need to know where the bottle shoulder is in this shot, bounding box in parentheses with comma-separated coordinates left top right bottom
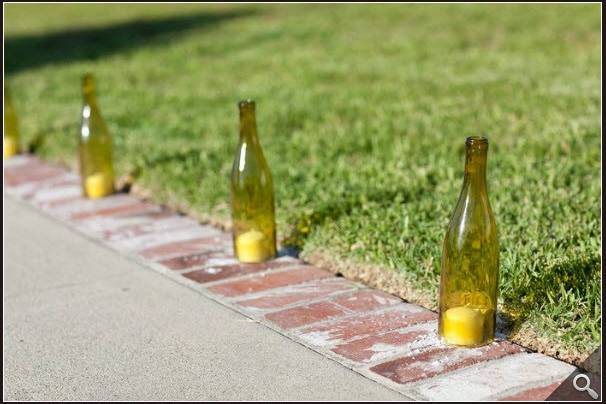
(445, 192, 498, 243)
(231, 141, 273, 186)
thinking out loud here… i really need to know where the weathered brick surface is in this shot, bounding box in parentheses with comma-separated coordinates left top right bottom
(39, 195, 85, 210)
(499, 382, 562, 401)
(71, 201, 159, 221)
(266, 301, 347, 329)
(8, 172, 80, 199)
(296, 304, 436, 347)
(408, 353, 576, 401)
(159, 248, 236, 271)
(29, 184, 82, 205)
(265, 289, 403, 330)
(77, 210, 177, 236)
(124, 226, 225, 254)
(236, 278, 357, 311)
(370, 341, 525, 384)
(331, 321, 437, 363)
(331, 290, 402, 312)
(500, 371, 601, 401)
(101, 215, 197, 242)
(2, 154, 37, 169)
(207, 266, 332, 297)
(182, 259, 299, 282)
(4, 160, 65, 186)
(47, 194, 140, 219)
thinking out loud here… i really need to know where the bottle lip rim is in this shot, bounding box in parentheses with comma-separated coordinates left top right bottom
(238, 99, 256, 108)
(466, 136, 489, 145)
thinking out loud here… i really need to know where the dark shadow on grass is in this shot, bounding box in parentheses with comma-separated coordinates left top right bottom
(5, 9, 255, 74)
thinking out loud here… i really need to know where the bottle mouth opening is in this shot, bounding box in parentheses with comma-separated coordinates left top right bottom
(466, 136, 488, 146)
(238, 99, 256, 110)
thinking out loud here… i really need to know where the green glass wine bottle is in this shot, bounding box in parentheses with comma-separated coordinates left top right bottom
(230, 100, 277, 263)
(4, 87, 21, 158)
(78, 73, 115, 199)
(438, 136, 499, 347)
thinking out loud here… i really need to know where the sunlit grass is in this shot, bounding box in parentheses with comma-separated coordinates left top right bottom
(5, 3, 600, 361)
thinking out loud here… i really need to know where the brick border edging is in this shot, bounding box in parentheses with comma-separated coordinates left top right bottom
(4, 155, 581, 401)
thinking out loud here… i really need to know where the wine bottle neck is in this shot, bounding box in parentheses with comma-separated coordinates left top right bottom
(463, 137, 488, 190)
(83, 92, 98, 107)
(82, 74, 98, 107)
(239, 100, 258, 142)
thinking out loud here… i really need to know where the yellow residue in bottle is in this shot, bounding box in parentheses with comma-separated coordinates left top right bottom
(235, 229, 273, 263)
(84, 172, 113, 199)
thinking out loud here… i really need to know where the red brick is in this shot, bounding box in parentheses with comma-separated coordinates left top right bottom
(500, 371, 601, 401)
(159, 249, 233, 270)
(7, 171, 79, 199)
(102, 214, 193, 242)
(332, 290, 401, 312)
(237, 278, 357, 310)
(296, 305, 436, 347)
(207, 266, 332, 297)
(76, 210, 173, 237)
(265, 301, 347, 329)
(48, 194, 139, 219)
(370, 341, 525, 385)
(25, 178, 81, 201)
(2, 154, 38, 170)
(181, 260, 299, 283)
(4, 164, 65, 186)
(40, 195, 85, 209)
(139, 234, 230, 260)
(499, 382, 562, 401)
(71, 201, 158, 221)
(331, 323, 436, 363)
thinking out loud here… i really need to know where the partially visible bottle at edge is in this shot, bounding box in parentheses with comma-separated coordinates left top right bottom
(230, 100, 277, 263)
(79, 73, 115, 199)
(4, 87, 21, 158)
(438, 136, 499, 347)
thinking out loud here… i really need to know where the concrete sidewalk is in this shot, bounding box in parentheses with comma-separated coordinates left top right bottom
(3, 196, 404, 401)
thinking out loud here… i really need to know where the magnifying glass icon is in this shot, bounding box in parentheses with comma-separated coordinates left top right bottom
(573, 374, 598, 399)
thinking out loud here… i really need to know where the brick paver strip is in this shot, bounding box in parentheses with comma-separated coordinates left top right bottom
(236, 278, 358, 311)
(499, 382, 562, 401)
(3, 155, 582, 401)
(182, 260, 300, 283)
(331, 290, 402, 312)
(296, 304, 436, 347)
(103, 215, 197, 242)
(159, 249, 232, 270)
(8, 172, 79, 199)
(4, 163, 65, 186)
(370, 341, 525, 384)
(27, 183, 82, 204)
(39, 195, 85, 209)
(207, 266, 332, 297)
(407, 353, 576, 401)
(266, 301, 348, 329)
(80, 211, 178, 237)
(139, 234, 230, 260)
(49, 194, 141, 219)
(331, 321, 437, 363)
(71, 201, 159, 221)
(263, 290, 402, 330)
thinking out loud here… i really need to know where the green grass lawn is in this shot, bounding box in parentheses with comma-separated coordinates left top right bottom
(5, 4, 600, 365)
